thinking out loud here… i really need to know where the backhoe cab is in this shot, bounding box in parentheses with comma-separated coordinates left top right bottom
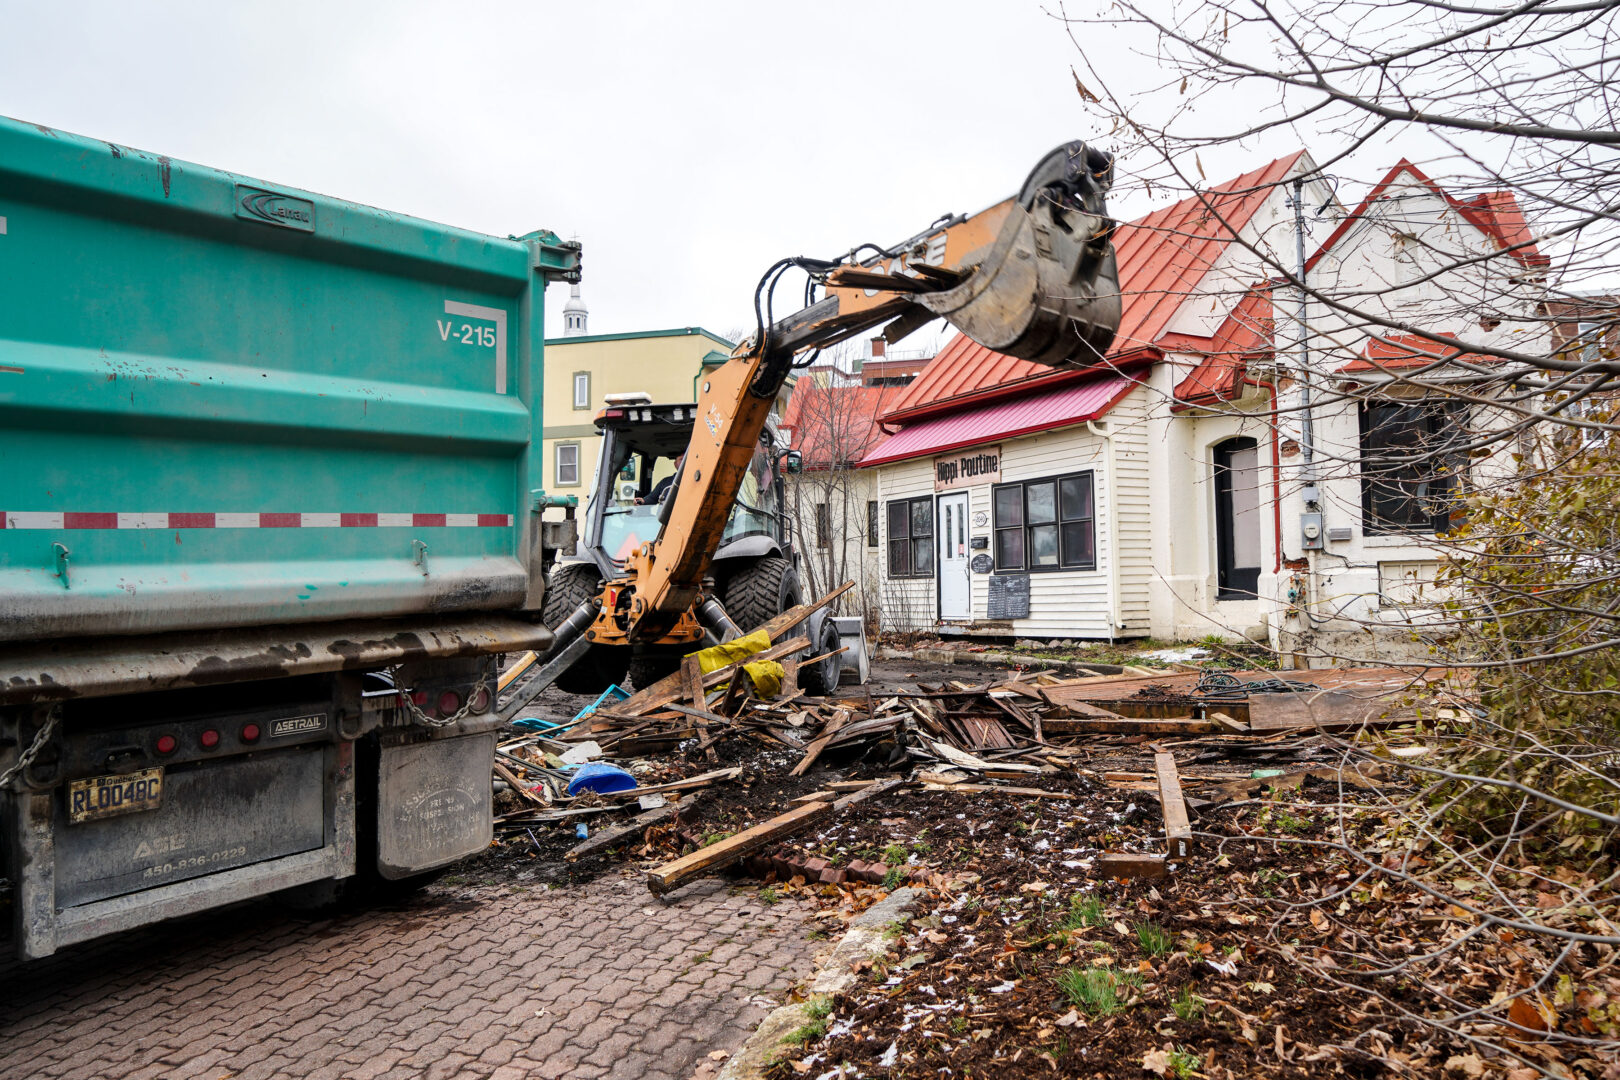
(539, 397, 837, 695)
(532, 139, 1121, 700)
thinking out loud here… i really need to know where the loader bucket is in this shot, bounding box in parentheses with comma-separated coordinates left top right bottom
(919, 141, 1121, 368)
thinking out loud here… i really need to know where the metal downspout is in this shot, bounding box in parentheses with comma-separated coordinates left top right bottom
(1086, 419, 1122, 640)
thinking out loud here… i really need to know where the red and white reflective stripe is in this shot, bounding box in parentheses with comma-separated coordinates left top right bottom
(0, 512, 514, 530)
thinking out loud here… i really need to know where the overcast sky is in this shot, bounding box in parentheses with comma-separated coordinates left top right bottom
(0, 1, 1336, 345)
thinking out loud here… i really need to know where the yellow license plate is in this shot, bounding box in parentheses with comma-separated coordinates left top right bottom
(68, 768, 164, 824)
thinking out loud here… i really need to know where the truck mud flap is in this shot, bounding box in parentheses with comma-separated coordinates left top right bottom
(376, 732, 494, 880)
(54, 746, 326, 908)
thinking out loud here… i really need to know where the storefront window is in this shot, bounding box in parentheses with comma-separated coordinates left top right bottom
(886, 496, 934, 578)
(993, 472, 1095, 571)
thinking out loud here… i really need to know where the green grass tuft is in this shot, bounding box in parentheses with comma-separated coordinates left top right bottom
(1135, 921, 1173, 957)
(1171, 983, 1206, 1021)
(1054, 966, 1143, 1015)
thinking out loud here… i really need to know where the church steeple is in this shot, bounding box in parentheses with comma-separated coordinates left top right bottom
(563, 281, 588, 336)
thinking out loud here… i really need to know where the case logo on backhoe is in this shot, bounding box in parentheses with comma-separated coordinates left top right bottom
(235, 185, 315, 232)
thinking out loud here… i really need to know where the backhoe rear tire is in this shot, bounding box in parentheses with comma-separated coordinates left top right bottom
(627, 653, 682, 690)
(540, 563, 629, 695)
(720, 555, 801, 634)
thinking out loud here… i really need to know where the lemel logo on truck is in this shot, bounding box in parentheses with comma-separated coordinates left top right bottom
(235, 185, 315, 232)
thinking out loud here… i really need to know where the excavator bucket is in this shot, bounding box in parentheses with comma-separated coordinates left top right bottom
(917, 141, 1121, 368)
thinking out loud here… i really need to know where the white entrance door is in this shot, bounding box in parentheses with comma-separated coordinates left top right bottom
(937, 492, 971, 619)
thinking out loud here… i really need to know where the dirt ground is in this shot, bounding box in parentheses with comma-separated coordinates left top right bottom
(488, 655, 1619, 1080)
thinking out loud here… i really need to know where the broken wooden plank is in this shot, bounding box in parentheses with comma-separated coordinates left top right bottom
(565, 800, 681, 861)
(915, 783, 1076, 801)
(1094, 853, 1168, 880)
(1246, 692, 1401, 732)
(493, 761, 547, 807)
(1042, 718, 1220, 736)
(790, 790, 837, 805)
(1154, 752, 1193, 859)
(646, 800, 832, 895)
(831, 776, 908, 811)
(594, 766, 740, 801)
(789, 709, 850, 777)
(1209, 710, 1249, 734)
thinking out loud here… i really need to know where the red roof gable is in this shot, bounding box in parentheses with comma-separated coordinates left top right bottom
(883, 152, 1306, 424)
(1337, 333, 1497, 374)
(1172, 284, 1276, 408)
(1307, 159, 1548, 273)
(781, 383, 905, 466)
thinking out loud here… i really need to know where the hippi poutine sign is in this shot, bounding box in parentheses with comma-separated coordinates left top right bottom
(934, 446, 1000, 491)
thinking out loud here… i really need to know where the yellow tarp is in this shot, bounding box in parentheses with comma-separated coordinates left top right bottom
(690, 630, 784, 699)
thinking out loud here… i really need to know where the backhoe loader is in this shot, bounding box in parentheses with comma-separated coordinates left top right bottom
(523, 140, 1122, 699)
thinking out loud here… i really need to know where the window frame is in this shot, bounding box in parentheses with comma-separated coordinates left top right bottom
(866, 501, 879, 549)
(814, 502, 829, 550)
(1359, 398, 1468, 535)
(991, 470, 1097, 573)
(885, 496, 934, 579)
(554, 442, 581, 487)
(572, 371, 591, 411)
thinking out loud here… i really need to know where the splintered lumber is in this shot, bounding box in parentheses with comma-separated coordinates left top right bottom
(566, 800, 681, 861)
(789, 709, 850, 776)
(791, 790, 838, 805)
(916, 783, 1076, 800)
(1094, 853, 1168, 880)
(1042, 717, 1220, 736)
(1153, 752, 1193, 859)
(832, 776, 908, 811)
(493, 761, 547, 807)
(647, 800, 832, 895)
(498, 651, 537, 691)
(1209, 710, 1249, 734)
(683, 656, 718, 763)
(1246, 692, 1400, 732)
(618, 635, 810, 717)
(600, 766, 741, 800)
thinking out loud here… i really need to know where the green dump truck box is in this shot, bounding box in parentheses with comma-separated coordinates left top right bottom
(0, 115, 577, 641)
(0, 116, 575, 958)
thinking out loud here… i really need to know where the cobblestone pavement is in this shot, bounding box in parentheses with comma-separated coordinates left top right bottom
(0, 871, 820, 1080)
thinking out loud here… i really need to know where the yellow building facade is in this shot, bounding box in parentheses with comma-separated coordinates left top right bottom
(540, 327, 735, 503)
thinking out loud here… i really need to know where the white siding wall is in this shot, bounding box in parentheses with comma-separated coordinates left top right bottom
(867, 388, 1157, 639)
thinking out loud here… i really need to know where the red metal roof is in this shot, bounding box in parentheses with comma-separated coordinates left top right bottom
(780, 383, 906, 466)
(858, 373, 1138, 467)
(1337, 333, 1495, 374)
(1307, 159, 1548, 273)
(883, 152, 1306, 424)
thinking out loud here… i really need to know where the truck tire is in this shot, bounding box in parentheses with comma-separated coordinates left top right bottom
(540, 563, 629, 694)
(627, 652, 681, 690)
(799, 616, 843, 696)
(721, 556, 801, 634)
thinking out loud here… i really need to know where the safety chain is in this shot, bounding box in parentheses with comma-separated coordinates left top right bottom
(0, 707, 60, 790)
(390, 671, 492, 729)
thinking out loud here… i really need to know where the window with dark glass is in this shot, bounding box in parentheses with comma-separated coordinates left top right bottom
(815, 503, 829, 549)
(1360, 400, 1468, 534)
(992, 472, 1095, 571)
(885, 497, 933, 578)
(866, 501, 879, 548)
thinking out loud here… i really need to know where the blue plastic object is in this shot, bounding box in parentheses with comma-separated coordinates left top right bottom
(566, 762, 639, 797)
(573, 684, 631, 723)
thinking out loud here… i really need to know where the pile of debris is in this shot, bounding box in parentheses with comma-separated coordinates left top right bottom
(484, 580, 1467, 897)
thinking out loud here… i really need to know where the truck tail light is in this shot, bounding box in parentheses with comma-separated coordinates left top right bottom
(469, 685, 491, 713)
(200, 729, 220, 749)
(240, 723, 261, 743)
(437, 690, 462, 716)
(156, 734, 177, 755)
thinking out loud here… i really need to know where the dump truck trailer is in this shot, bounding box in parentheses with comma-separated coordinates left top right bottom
(0, 116, 579, 959)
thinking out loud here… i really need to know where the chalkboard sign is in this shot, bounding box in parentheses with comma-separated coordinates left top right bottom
(987, 573, 1031, 619)
(970, 553, 993, 574)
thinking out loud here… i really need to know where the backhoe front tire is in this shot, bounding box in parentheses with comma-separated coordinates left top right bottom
(720, 556, 801, 634)
(540, 563, 629, 695)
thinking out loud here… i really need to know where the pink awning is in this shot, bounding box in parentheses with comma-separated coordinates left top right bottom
(858, 373, 1138, 467)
